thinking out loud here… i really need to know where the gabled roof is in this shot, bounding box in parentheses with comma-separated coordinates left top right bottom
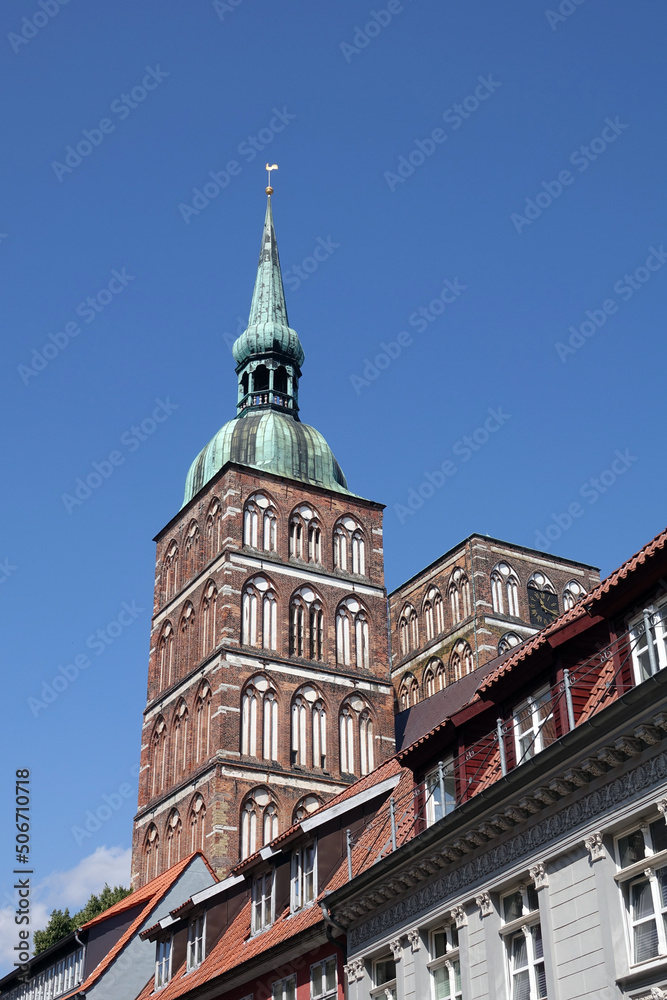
(58, 853, 215, 1000)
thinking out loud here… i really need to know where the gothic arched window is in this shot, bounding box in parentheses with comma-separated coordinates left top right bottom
(398, 673, 419, 710)
(165, 810, 182, 869)
(563, 579, 587, 610)
(449, 567, 471, 624)
(290, 685, 326, 768)
(241, 575, 277, 651)
(491, 562, 520, 617)
(184, 521, 200, 580)
(164, 541, 179, 602)
(144, 824, 160, 883)
(293, 795, 321, 824)
(205, 498, 222, 560)
(290, 505, 322, 564)
(423, 658, 446, 698)
(336, 597, 370, 669)
(180, 602, 196, 670)
(333, 516, 367, 575)
(498, 631, 522, 656)
(240, 788, 278, 859)
(423, 586, 444, 641)
(450, 639, 474, 683)
(339, 695, 374, 777)
(171, 700, 188, 778)
(189, 794, 206, 854)
(195, 683, 212, 763)
(527, 571, 556, 594)
(158, 622, 174, 689)
(243, 492, 277, 552)
(289, 587, 324, 660)
(201, 582, 217, 656)
(151, 717, 167, 798)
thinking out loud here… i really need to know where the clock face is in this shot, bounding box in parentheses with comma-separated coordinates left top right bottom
(528, 588, 559, 628)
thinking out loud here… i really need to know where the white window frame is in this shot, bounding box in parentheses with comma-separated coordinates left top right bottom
(628, 602, 667, 685)
(371, 955, 397, 1000)
(155, 935, 173, 990)
(186, 912, 205, 972)
(500, 884, 546, 1000)
(425, 758, 456, 826)
(310, 955, 337, 999)
(291, 840, 317, 912)
(251, 870, 275, 935)
(513, 686, 555, 764)
(272, 973, 296, 1000)
(615, 816, 667, 966)
(428, 922, 462, 1000)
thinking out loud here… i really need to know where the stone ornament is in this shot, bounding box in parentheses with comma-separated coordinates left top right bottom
(475, 891, 492, 917)
(584, 832, 605, 862)
(529, 862, 549, 888)
(407, 928, 420, 951)
(389, 938, 403, 960)
(451, 904, 468, 928)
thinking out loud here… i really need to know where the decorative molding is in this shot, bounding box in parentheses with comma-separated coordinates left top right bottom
(344, 958, 364, 982)
(451, 904, 468, 928)
(529, 862, 549, 889)
(657, 799, 667, 822)
(407, 928, 420, 951)
(475, 891, 492, 917)
(347, 747, 667, 949)
(389, 938, 403, 960)
(584, 832, 605, 862)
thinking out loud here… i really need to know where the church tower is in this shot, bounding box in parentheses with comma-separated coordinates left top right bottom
(131, 187, 396, 885)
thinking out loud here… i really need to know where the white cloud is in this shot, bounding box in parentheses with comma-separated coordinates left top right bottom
(0, 846, 131, 975)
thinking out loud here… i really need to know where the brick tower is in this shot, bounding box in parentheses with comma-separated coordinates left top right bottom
(131, 189, 395, 886)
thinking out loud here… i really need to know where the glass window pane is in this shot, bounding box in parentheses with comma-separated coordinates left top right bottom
(433, 966, 451, 1000)
(504, 892, 523, 923)
(325, 958, 336, 990)
(453, 959, 462, 993)
(511, 933, 528, 969)
(375, 959, 396, 985)
(432, 931, 447, 958)
(536, 960, 547, 999)
(527, 885, 539, 912)
(631, 879, 655, 919)
(619, 830, 646, 867)
(533, 923, 544, 959)
(651, 820, 667, 855)
(634, 919, 659, 962)
(512, 969, 531, 1000)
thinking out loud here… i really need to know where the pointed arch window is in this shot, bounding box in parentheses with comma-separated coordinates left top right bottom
(339, 695, 374, 777)
(491, 562, 520, 617)
(151, 717, 167, 798)
(201, 583, 217, 656)
(336, 597, 370, 669)
(498, 631, 522, 656)
(164, 541, 179, 602)
(450, 639, 474, 683)
(423, 586, 443, 642)
(184, 521, 200, 581)
(290, 505, 322, 564)
(449, 567, 471, 624)
(398, 674, 419, 710)
(180, 602, 196, 670)
(527, 571, 556, 594)
(423, 658, 446, 698)
(243, 492, 277, 552)
(563, 579, 587, 611)
(205, 499, 222, 560)
(189, 795, 206, 854)
(290, 685, 326, 768)
(165, 810, 182, 869)
(158, 622, 174, 689)
(263, 689, 278, 761)
(144, 824, 160, 882)
(293, 795, 321, 824)
(333, 516, 366, 575)
(241, 789, 278, 859)
(242, 575, 278, 651)
(172, 701, 188, 778)
(289, 587, 324, 660)
(195, 684, 212, 763)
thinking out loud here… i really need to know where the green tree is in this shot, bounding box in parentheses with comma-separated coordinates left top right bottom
(33, 885, 131, 955)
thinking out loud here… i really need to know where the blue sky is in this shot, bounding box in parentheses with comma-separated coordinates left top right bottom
(1, 0, 666, 966)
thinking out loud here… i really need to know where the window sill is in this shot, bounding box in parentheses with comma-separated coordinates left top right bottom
(614, 848, 667, 882)
(616, 955, 667, 985)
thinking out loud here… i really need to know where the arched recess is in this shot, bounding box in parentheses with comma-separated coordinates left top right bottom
(241, 574, 278, 651)
(243, 492, 277, 552)
(339, 694, 375, 777)
(498, 631, 522, 656)
(491, 561, 520, 617)
(240, 787, 279, 859)
(449, 639, 474, 683)
(293, 794, 322, 824)
(336, 596, 370, 669)
(333, 515, 367, 575)
(289, 504, 322, 564)
(291, 684, 327, 769)
(289, 586, 324, 660)
(144, 824, 160, 883)
(188, 794, 206, 854)
(398, 673, 419, 710)
(165, 809, 182, 869)
(423, 658, 446, 698)
(241, 674, 279, 762)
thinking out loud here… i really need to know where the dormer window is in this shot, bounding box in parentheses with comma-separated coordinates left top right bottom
(155, 935, 173, 989)
(186, 913, 205, 972)
(251, 870, 275, 934)
(291, 841, 317, 912)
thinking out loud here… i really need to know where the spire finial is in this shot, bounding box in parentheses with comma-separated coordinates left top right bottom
(265, 162, 278, 195)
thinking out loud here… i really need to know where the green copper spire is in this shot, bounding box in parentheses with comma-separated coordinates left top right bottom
(232, 195, 305, 375)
